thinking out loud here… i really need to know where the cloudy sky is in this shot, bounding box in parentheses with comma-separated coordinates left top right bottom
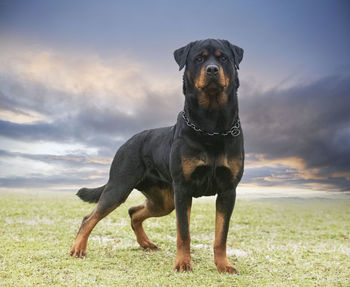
(0, 0, 349, 193)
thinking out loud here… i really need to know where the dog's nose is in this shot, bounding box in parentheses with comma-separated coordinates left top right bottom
(206, 65, 219, 77)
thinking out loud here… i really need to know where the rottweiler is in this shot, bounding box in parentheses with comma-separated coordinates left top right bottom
(70, 39, 244, 274)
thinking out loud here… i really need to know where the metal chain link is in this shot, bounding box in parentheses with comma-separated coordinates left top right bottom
(181, 111, 241, 137)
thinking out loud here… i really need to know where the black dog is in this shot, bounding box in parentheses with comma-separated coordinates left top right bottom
(70, 39, 244, 274)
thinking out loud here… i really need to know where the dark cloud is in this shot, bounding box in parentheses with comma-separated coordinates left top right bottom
(0, 73, 182, 157)
(0, 174, 104, 190)
(0, 149, 109, 168)
(239, 73, 350, 190)
(0, 149, 110, 190)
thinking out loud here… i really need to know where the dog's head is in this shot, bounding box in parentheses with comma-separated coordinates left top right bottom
(174, 39, 243, 110)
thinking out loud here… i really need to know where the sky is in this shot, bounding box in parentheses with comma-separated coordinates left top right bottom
(0, 0, 349, 193)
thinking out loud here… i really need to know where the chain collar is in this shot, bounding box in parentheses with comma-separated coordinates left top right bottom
(181, 111, 241, 137)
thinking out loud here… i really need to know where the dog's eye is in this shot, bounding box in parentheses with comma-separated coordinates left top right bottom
(195, 56, 204, 63)
(220, 56, 228, 62)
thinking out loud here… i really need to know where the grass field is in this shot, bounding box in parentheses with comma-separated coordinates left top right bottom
(0, 191, 349, 286)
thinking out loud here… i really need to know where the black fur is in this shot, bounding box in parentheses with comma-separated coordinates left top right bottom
(72, 39, 244, 273)
(76, 185, 105, 203)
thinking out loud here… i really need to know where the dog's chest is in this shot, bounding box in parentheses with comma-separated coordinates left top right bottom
(181, 152, 243, 197)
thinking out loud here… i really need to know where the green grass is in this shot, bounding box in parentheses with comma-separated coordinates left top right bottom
(0, 191, 349, 286)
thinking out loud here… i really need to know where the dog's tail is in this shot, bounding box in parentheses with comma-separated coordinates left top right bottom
(76, 185, 106, 203)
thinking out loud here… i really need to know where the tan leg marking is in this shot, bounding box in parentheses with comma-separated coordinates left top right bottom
(130, 203, 158, 250)
(130, 188, 174, 249)
(174, 206, 192, 272)
(70, 211, 102, 258)
(214, 211, 237, 274)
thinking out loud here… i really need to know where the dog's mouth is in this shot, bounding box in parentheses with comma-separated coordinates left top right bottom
(201, 80, 225, 94)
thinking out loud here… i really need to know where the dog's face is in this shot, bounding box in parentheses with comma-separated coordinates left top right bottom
(174, 39, 243, 110)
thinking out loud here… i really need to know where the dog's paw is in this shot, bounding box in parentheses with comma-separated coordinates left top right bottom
(70, 241, 87, 258)
(140, 240, 159, 250)
(216, 262, 238, 274)
(173, 256, 192, 272)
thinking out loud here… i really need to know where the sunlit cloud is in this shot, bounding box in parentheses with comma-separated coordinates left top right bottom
(245, 154, 326, 181)
(0, 44, 181, 120)
(0, 109, 49, 124)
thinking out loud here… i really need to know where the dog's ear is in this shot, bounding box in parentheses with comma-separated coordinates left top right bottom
(174, 42, 193, 71)
(223, 40, 244, 70)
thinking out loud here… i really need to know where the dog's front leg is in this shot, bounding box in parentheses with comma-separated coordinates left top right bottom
(214, 189, 238, 274)
(173, 185, 192, 272)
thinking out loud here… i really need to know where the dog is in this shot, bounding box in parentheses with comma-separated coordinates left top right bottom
(70, 39, 244, 274)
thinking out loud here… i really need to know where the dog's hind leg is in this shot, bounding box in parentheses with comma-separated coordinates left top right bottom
(129, 187, 174, 249)
(70, 141, 145, 258)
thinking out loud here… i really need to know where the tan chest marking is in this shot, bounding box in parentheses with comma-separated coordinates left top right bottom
(181, 155, 242, 180)
(217, 156, 243, 178)
(181, 156, 207, 180)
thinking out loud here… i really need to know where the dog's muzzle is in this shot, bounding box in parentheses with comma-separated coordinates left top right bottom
(206, 64, 219, 79)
